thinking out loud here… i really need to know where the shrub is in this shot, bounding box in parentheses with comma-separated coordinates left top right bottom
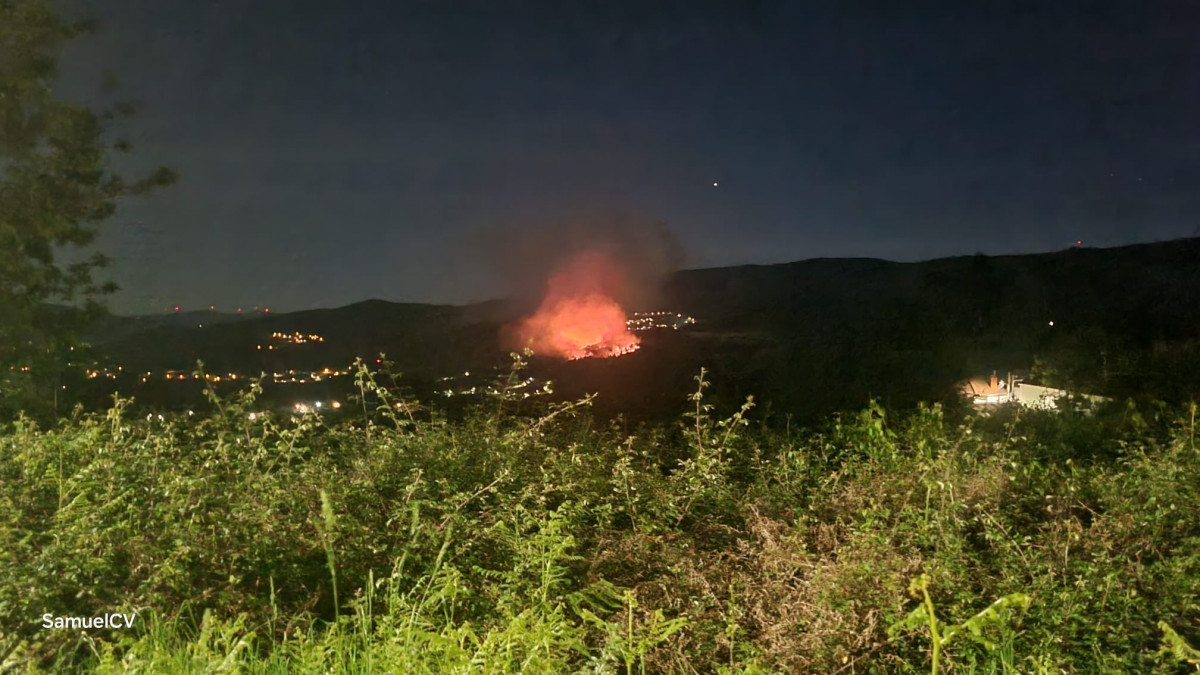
(2, 370, 1198, 672)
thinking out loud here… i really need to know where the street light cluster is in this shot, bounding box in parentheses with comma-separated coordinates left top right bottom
(439, 374, 554, 399)
(271, 331, 325, 344)
(292, 400, 343, 414)
(85, 366, 123, 380)
(258, 331, 326, 351)
(271, 365, 352, 384)
(626, 311, 697, 331)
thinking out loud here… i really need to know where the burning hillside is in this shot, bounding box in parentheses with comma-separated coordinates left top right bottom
(511, 250, 642, 360)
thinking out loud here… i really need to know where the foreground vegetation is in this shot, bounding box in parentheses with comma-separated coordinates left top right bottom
(3, 361, 1200, 673)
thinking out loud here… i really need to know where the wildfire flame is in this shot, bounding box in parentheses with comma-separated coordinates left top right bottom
(513, 250, 641, 360)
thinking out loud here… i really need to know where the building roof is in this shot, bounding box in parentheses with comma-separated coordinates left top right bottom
(962, 376, 1006, 397)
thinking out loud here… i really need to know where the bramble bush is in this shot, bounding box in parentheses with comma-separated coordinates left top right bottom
(2, 359, 1199, 672)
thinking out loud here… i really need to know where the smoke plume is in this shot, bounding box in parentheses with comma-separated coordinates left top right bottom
(475, 212, 685, 359)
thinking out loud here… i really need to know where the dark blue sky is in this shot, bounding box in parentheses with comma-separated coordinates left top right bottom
(56, 0, 1200, 313)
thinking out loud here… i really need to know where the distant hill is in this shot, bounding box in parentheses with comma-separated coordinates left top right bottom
(88, 299, 507, 377)
(82, 238, 1200, 422)
(88, 309, 260, 343)
(665, 238, 1200, 340)
(655, 238, 1200, 418)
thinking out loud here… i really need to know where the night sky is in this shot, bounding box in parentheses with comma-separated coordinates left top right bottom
(55, 0, 1200, 314)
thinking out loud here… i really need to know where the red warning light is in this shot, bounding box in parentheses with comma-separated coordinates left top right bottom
(264, 307, 270, 313)
(1075, 240, 1083, 247)
(173, 305, 180, 313)
(237, 308, 243, 313)
(210, 305, 215, 311)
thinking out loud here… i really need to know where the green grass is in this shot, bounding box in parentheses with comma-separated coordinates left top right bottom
(2, 362, 1199, 672)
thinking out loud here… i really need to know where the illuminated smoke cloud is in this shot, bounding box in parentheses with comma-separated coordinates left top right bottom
(513, 249, 641, 359)
(479, 212, 685, 359)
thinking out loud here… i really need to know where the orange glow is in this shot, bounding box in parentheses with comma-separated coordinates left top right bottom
(512, 250, 640, 360)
